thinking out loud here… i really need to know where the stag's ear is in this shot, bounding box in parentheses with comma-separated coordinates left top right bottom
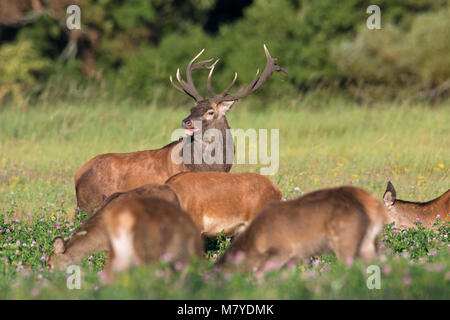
(383, 181, 396, 206)
(53, 237, 65, 255)
(217, 101, 236, 116)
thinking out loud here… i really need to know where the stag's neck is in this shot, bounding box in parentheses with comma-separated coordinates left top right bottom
(183, 120, 234, 173)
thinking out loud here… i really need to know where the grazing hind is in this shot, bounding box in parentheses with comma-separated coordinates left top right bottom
(104, 196, 202, 282)
(383, 181, 449, 229)
(47, 184, 181, 271)
(215, 186, 388, 274)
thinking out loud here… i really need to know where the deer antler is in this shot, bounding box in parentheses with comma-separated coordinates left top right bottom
(208, 44, 288, 103)
(170, 49, 217, 102)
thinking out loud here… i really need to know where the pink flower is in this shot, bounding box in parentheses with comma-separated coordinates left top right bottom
(402, 276, 412, 285)
(415, 218, 420, 222)
(410, 246, 414, 251)
(6, 229, 10, 233)
(40, 218, 45, 222)
(382, 265, 392, 276)
(436, 214, 441, 219)
(203, 274, 211, 282)
(30, 288, 39, 297)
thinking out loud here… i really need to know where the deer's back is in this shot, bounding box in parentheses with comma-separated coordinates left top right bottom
(166, 171, 282, 220)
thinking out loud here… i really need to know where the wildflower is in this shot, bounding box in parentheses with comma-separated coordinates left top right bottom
(37, 274, 43, 280)
(10, 202, 14, 206)
(415, 218, 420, 223)
(26, 212, 31, 216)
(382, 265, 392, 276)
(436, 214, 441, 219)
(40, 218, 45, 222)
(6, 229, 10, 233)
(30, 289, 39, 297)
(174, 261, 184, 271)
(402, 276, 412, 285)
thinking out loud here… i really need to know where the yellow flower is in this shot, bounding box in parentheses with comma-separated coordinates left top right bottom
(352, 174, 359, 179)
(51, 216, 56, 221)
(438, 163, 445, 169)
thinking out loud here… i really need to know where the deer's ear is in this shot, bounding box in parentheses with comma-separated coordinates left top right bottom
(383, 181, 396, 206)
(217, 101, 236, 116)
(53, 237, 65, 255)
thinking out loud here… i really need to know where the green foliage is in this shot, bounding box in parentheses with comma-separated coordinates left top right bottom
(1, 0, 448, 104)
(332, 7, 450, 100)
(0, 40, 50, 103)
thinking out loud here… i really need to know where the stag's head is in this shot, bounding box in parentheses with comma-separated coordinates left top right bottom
(170, 45, 287, 136)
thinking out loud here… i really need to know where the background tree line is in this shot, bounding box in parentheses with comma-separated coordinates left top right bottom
(0, 0, 449, 106)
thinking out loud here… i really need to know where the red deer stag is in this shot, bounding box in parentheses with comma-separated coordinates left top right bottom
(165, 172, 282, 237)
(74, 45, 287, 214)
(383, 181, 449, 229)
(215, 186, 388, 274)
(47, 184, 182, 271)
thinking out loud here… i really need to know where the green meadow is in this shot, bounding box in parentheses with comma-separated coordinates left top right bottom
(0, 100, 449, 299)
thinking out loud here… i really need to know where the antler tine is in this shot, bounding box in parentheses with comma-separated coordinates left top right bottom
(169, 74, 189, 96)
(207, 59, 220, 97)
(216, 44, 287, 102)
(170, 49, 216, 101)
(219, 72, 238, 96)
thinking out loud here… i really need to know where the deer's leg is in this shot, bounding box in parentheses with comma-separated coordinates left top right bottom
(358, 222, 382, 261)
(328, 214, 366, 264)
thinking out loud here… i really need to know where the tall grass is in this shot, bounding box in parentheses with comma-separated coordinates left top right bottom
(0, 99, 449, 299)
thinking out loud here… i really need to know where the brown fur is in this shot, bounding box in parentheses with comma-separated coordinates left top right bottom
(215, 186, 388, 273)
(383, 181, 450, 229)
(75, 140, 185, 214)
(165, 172, 282, 237)
(104, 197, 202, 282)
(47, 184, 181, 271)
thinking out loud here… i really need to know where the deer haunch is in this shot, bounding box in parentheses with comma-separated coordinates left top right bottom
(74, 45, 286, 214)
(165, 172, 282, 237)
(215, 186, 388, 273)
(104, 197, 202, 282)
(383, 181, 449, 229)
(47, 184, 182, 271)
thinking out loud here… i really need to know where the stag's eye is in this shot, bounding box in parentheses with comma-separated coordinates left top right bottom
(206, 110, 215, 116)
